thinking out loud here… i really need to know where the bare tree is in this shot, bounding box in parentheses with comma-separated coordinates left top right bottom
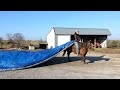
(39, 38, 47, 43)
(0, 37, 3, 48)
(6, 33, 14, 44)
(40, 38, 43, 42)
(13, 33, 24, 48)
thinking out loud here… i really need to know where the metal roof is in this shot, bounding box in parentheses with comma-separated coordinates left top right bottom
(53, 27, 111, 36)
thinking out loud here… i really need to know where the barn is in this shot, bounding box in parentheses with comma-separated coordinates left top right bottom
(47, 27, 111, 49)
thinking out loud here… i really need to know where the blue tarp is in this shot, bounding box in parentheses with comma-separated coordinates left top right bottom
(0, 40, 75, 71)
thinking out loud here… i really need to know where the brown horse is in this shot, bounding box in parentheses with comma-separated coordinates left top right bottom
(62, 41, 94, 64)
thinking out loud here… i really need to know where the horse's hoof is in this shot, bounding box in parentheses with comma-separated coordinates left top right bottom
(83, 62, 88, 64)
(68, 60, 72, 62)
(84, 62, 88, 64)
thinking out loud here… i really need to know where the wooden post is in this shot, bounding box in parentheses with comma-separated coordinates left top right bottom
(82, 39, 83, 43)
(106, 38, 107, 48)
(94, 36, 96, 48)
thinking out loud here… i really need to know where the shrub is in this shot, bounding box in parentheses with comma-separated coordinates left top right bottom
(110, 40, 117, 48)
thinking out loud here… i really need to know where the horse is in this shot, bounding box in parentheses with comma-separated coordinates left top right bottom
(62, 41, 94, 64)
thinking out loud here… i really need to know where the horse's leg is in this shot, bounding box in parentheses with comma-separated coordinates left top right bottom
(83, 56, 86, 64)
(81, 56, 87, 64)
(67, 52, 71, 62)
(81, 55, 84, 62)
(62, 50, 66, 56)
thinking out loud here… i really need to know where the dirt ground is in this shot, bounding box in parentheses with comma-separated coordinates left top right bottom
(0, 50, 120, 79)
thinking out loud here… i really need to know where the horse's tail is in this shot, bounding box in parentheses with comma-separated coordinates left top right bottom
(62, 50, 67, 56)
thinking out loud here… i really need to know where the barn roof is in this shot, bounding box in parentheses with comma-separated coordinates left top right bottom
(53, 27, 111, 35)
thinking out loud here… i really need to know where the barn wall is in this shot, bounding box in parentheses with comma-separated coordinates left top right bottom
(101, 39, 107, 48)
(47, 29, 55, 49)
(56, 35, 70, 47)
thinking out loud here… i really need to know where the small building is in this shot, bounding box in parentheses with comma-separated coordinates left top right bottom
(28, 45, 35, 50)
(47, 27, 111, 49)
(39, 42, 48, 49)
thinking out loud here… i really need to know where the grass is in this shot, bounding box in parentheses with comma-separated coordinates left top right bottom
(0, 44, 12, 49)
(0, 40, 47, 49)
(92, 48, 120, 54)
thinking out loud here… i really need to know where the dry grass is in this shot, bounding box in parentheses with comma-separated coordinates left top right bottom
(1, 40, 47, 49)
(93, 48, 120, 54)
(0, 44, 12, 49)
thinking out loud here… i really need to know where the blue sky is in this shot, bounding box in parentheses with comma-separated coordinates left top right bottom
(0, 11, 120, 40)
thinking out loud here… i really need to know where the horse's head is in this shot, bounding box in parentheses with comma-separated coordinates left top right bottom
(87, 41, 95, 51)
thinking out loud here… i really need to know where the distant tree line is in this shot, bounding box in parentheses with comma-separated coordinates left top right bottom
(107, 40, 120, 48)
(0, 33, 47, 49)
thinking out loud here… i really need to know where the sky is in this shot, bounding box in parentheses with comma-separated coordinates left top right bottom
(0, 11, 120, 40)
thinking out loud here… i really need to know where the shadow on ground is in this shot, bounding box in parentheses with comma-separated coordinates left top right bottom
(30, 55, 110, 69)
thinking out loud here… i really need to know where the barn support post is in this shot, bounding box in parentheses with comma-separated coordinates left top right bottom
(105, 36, 107, 48)
(82, 39, 83, 43)
(106, 38, 107, 48)
(94, 36, 96, 48)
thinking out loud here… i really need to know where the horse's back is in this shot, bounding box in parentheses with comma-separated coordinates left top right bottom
(63, 42, 89, 55)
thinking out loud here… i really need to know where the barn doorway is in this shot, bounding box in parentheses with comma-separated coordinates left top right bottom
(71, 35, 91, 43)
(71, 35, 95, 44)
